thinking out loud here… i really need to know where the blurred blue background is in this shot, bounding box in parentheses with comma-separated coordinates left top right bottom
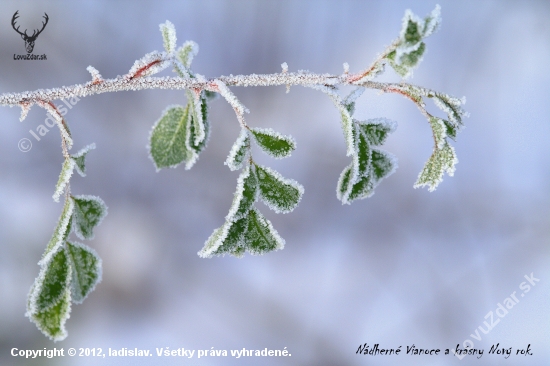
(0, 1, 548, 365)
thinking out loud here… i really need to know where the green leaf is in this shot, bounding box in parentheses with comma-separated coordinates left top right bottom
(72, 195, 108, 240)
(188, 94, 210, 154)
(429, 116, 447, 149)
(356, 127, 371, 176)
(422, 5, 441, 38)
(358, 118, 397, 146)
(347, 172, 375, 202)
(66, 241, 102, 304)
(198, 217, 248, 258)
(414, 142, 458, 192)
(225, 129, 250, 171)
(41, 198, 74, 264)
(70, 143, 96, 177)
(227, 165, 258, 221)
(159, 21, 177, 54)
(244, 208, 284, 255)
(52, 158, 75, 203)
(251, 127, 296, 159)
(431, 93, 467, 127)
(177, 41, 199, 69)
(255, 165, 304, 214)
(399, 41, 425, 68)
(29, 248, 71, 314)
(371, 149, 398, 182)
(29, 288, 71, 342)
(187, 90, 206, 146)
(336, 163, 354, 203)
(443, 119, 457, 140)
(401, 11, 423, 46)
(149, 105, 195, 170)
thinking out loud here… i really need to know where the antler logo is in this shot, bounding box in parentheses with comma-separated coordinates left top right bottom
(12, 11, 49, 54)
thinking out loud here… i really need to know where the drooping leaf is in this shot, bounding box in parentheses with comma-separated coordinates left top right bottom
(188, 94, 210, 153)
(414, 142, 458, 191)
(66, 241, 102, 304)
(53, 158, 75, 203)
(336, 163, 354, 203)
(28, 288, 71, 342)
(243, 208, 285, 255)
(355, 127, 371, 177)
(149, 105, 194, 170)
(198, 217, 248, 258)
(431, 93, 468, 128)
(72, 195, 108, 240)
(226, 164, 258, 221)
(358, 118, 397, 146)
(225, 129, 250, 171)
(41, 198, 74, 264)
(28, 248, 71, 314)
(70, 143, 96, 177)
(188, 90, 206, 146)
(255, 165, 304, 214)
(429, 116, 447, 149)
(251, 127, 296, 159)
(159, 20, 177, 55)
(347, 172, 375, 202)
(371, 149, 398, 182)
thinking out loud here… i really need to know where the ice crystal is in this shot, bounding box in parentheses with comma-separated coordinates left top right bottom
(160, 21, 177, 55)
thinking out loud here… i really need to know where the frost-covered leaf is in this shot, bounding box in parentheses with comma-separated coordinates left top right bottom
(127, 51, 170, 79)
(198, 217, 248, 258)
(336, 164, 354, 203)
(358, 118, 397, 146)
(225, 129, 250, 171)
(387, 42, 425, 78)
(28, 288, 71, 342)
(66, 241, 102, 304)
(255, 165, 304, 214)
(422, 5, 441, 38)
(429, 116, 447, 149)
(400, 10, 424, 47)
(41, 199, 74, 264)
(72, 195, 108, 240)
(244, 208, 284, 255)
(356, 127, 371, 176)
(53, 158, 75, 203)
(28, 248, 71, 314)
(432, 93, 467, 128)
(347, 172, 375, 202)
(414, 142, 458, 191)
(187, 93, 210, 155)
(159, 21, 177, 54)
(226, 164, 258, 221)
(177, 41, 199, 69)
(371, 149, 398, 182)
(70, 143, 96, 177)
(251, 127, 296, 159)
(149, 105, 195, 170)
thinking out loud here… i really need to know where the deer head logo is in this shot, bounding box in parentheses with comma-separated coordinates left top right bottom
(12, 11, 49, 54)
